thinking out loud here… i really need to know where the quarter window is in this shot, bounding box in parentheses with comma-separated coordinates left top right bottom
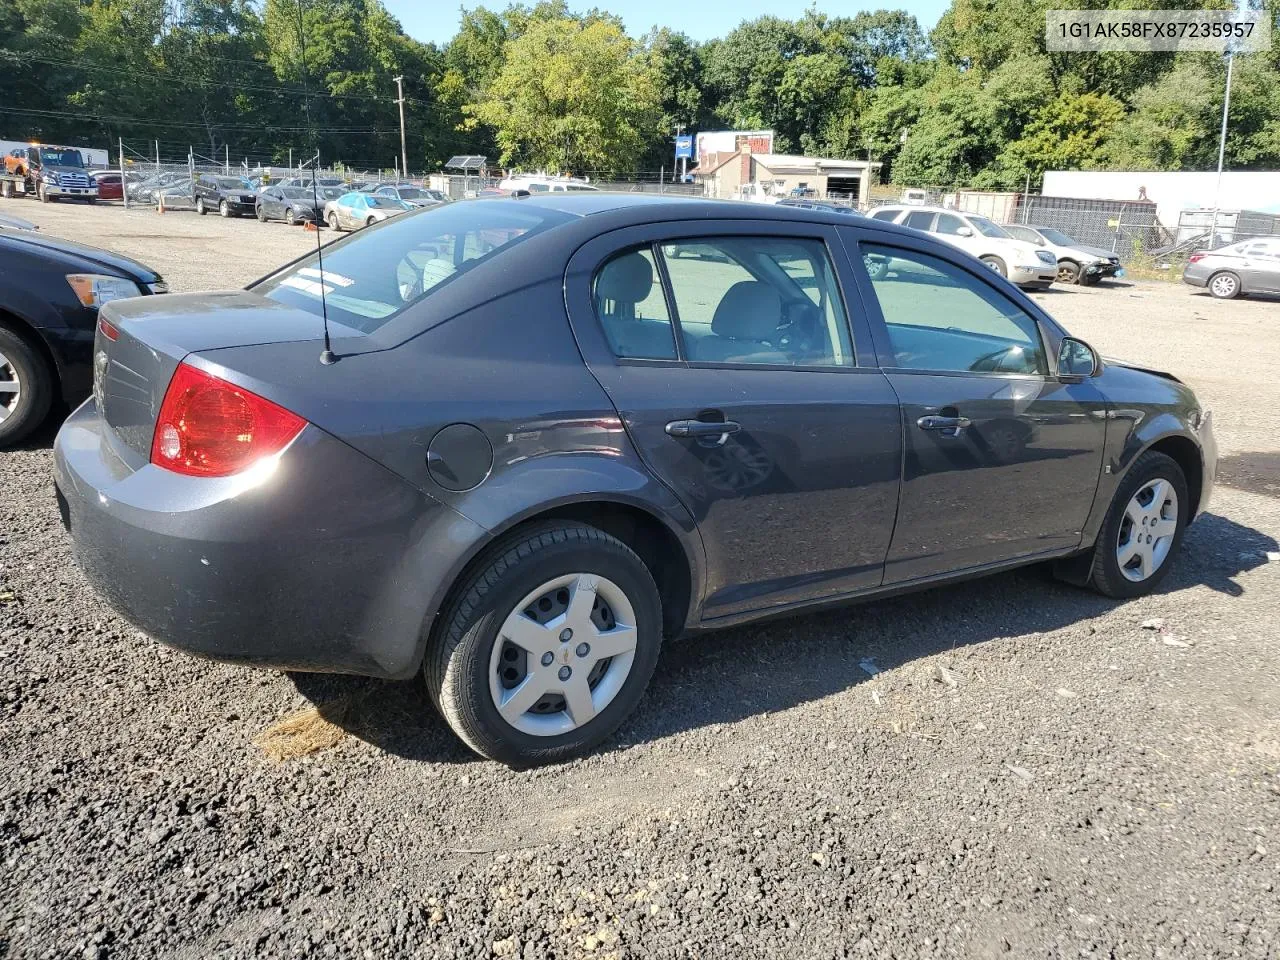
(658, 236, 853, 367)
(862, 244, 1047, 376)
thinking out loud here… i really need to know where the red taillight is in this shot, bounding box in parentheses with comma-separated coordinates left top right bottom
(98, 318, 119, 341)
(150, 363, 306, 477)
(1188, 253, 1205, 263)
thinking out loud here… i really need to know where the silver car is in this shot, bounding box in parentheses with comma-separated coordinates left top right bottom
(1182, 237, 1280, 299)
(1002, 224, 1123, 286)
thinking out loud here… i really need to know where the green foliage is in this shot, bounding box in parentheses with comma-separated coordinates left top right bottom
(0, 0, 1276, 184)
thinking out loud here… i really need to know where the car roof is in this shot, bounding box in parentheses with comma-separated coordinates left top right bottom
(493, 192, 877, 224)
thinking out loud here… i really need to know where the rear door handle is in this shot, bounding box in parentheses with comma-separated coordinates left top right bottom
(917, 415, 971, 431)
(665, 419, 741, 440)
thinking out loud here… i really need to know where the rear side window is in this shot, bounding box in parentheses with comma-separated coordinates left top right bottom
(862, 244, 1046, 376)
(869, 209, 899, 222)
(657, 236, 854, 367)
(903, 211, 935, 231)
(257, 203, 571, 334)
(593, 248, 677, 360)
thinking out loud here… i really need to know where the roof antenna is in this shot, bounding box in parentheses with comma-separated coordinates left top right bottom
(294, 0, 336, 365)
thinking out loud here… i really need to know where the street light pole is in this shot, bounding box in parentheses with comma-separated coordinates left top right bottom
(394, 75, 408, 181)
(1209, 51, 1234, 248)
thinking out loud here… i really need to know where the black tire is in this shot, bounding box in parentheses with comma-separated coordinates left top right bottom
(980, 255, 1007, 278)
(1, 180, 12, 198)
(1056, 259, 1081, 284)
(1208, 271, 1241, 300)
(426, 522, 663, 767)
(285, 207, 296, 225)
(328, 212, 340, 231)
(1085, 451, 1189, 599)
(364, 216, 376, 228)
(1080, 272, 1101, 287)
(38, 182, 49, 203)
(196, 197, 206, 215)
(0, 326, 54, 448)
(256, 205, 267, 222)
(218, 199, 230, 218)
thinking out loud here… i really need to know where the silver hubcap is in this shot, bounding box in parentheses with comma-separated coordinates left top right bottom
(1116, 479, 1179, 582)
(0, 349, 20, 422)
(1211, 275, 1235, 296)
(488, 573, 638, 737)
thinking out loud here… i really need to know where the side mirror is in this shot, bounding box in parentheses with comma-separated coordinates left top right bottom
(956, 226, 973, 237)
(1058, 337, 1101, 380)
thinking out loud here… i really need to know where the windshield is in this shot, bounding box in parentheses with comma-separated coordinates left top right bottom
(321, 186, 343, 199)
(395, 187, 426, 199)
(969, 216, 1011, 239)
(214, 177, 243, 190)
(1038, 227, 1079, 246)
(280, 188, 309, 199)
(364, 195, 393, 207)
(256, 203, 572, 334)
(39, 148, 85, 167)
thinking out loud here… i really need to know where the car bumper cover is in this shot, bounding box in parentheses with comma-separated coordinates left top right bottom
(53, 400, 488, 679)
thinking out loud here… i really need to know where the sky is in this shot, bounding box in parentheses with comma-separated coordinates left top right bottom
(382, 0, 950, 47)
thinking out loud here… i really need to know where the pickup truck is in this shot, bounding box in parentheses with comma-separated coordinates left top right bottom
(2, 144, 99, 202)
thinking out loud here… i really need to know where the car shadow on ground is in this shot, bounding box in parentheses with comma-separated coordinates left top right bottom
(289, 510, 1277, 765)
(1190, 290, 1280, 302)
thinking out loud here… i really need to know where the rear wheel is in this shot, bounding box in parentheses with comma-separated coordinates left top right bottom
(1056, 259, 1081, 284)
(328, 212, 340, 231)
(0, 327, 53, 448)
(196, 197, 206, 216)
(1208, 271, 1241, 299)
(1085, 451, 1188, 598)
(427, 523, 663, 767)
(980, 255, 1007, 278)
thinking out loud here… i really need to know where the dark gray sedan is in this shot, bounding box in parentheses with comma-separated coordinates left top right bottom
(1182, 237, 1280, 298)
(54, 196, 1217, 766)
(255, 185, 320, 225)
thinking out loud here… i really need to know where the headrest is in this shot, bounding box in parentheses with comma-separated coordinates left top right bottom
(712, 281, 782, 342)
(596, 252, 653, 304)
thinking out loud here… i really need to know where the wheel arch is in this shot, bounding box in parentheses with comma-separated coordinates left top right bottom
(1144, 433, 1204, 520)
(0, 307, 59, 391)
(422, 495, 700, 673)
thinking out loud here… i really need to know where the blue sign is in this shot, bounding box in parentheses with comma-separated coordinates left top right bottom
(675, 135, 693, 159)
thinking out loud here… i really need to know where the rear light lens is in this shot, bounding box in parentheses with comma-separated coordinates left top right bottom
(1188, 253, 1205, 263)
(150, 363, 306, 477)
(97, 317, 119, 341)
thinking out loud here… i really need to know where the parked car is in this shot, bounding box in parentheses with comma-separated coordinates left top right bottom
(256, 185, 321, 225)
(1182, 237, 1280, 299)
(323, 190, 410, 231)
(0, 232, 165, 446)
(776, 198, 861, 216)
(54, 196, 1216, 766)
(869, 205, 1057, 288)
(278, 176, 345, 192)
(194, 174, 259, 217)
(1001, 223, 1123, 285)
(90, 170, 124, 202)
(372, 183, 442, 208)
(131, 172, 188, 205)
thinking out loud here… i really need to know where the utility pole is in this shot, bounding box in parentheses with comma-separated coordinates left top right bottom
(119, 137, 129, 209)
(1209, 51, 1235, 248)
(394, 76, 408, 181)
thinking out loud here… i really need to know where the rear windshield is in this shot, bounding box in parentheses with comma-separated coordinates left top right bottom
(255, 202, 571, 334)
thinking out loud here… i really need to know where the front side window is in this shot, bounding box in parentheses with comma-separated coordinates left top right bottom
(658, 236, 854, 367)
(968, 215, 1012, 239)
(257, 202, 570, 334)
(862, 244, 1046, 376)
(592, 248, 677, 360)
(935, 213, 969, 236)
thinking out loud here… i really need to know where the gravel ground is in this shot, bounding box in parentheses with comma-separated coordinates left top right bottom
(2, 199, 1279, 959)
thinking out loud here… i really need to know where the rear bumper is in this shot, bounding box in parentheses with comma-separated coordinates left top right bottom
(1182, 269, 1209, 288)
(53, 400, 488, 679)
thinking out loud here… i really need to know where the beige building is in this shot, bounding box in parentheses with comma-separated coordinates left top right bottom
(693, 146, 881, 204)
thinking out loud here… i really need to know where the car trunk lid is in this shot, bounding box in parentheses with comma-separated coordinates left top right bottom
(94, 290, 334, 462)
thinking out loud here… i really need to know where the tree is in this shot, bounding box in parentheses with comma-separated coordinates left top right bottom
(997, 90, 1125, 186)
(467, 17, 658, 175)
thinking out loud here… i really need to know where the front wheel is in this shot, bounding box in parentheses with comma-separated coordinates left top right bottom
(426, 523, 663, 767)
(285, 207, 296, 225)
(0, 327, 54, 448)
(218, 199, 230, 218)
(980, 255, 1007, 278)
(364, 216, 376, 228)
(256, 205, 267, 222)
(1085, 451, 1189, 598)
(1056, 260, 1081, 284)
(327, 212, 340, 231)
(196, 197, 206, 215)
(1208, 271, 1241, 299)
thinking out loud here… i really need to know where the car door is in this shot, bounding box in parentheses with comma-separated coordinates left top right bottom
(565, 220, 903, 620)
(1242, 241, 1280, 292)
(844, 228, 1107, 583)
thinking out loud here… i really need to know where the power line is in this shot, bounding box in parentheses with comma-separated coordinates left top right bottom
(0, 104, 389, 134)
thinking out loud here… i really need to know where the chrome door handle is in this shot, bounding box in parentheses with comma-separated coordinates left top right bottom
(917, 415, 972, 431)
(665, 419, 741, 440)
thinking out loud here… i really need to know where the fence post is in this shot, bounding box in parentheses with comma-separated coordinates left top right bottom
(119, 138, 129, 210)
(224, 145, 229, 175)
(155, 140, 160, 172)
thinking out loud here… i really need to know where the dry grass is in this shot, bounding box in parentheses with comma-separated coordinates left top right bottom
(255, 699, 351, 761)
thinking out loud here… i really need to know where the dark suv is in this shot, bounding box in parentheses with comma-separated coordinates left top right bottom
(194, 174, 258, 218)
(55, 196, 1215, 766)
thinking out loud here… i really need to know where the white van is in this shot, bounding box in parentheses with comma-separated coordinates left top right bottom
(497, 175, 599, 194)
